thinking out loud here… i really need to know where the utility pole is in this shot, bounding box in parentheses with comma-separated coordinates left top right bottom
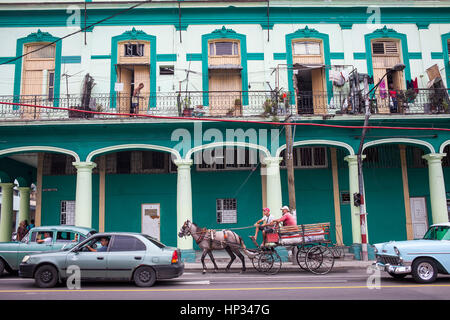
(285, 116, 297, 220)
(357, 74, 370, 261)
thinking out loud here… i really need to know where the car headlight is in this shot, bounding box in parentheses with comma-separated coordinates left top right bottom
(22, 255, 30, 263)
(373, 246, 378, 254)
(394, 246, 400, 256)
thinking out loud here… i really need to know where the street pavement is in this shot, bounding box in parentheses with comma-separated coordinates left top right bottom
(1, 258, 450, 303)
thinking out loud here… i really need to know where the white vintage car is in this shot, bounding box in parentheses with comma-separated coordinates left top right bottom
(374, 223, 450, 283)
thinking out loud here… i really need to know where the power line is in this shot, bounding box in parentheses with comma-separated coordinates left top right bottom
(0, 0, 151, 66)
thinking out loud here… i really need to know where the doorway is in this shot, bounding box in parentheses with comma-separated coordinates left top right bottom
(141, 203, 161, 240)
(116, 64, 150, 114)
(295, 66, 326, 114)
(410, 197, 428, 239)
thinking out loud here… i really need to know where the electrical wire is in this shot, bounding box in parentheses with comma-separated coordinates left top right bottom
(1, 100, 450, 132)
(0, 0, 151, 66)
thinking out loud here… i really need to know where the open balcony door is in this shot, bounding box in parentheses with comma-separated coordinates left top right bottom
(117, 66, 132, 114)
(208, 69, 242, 116)
(311, 67, 327, 114)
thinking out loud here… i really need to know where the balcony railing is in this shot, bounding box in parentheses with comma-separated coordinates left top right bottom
(0, 88, 448, 122)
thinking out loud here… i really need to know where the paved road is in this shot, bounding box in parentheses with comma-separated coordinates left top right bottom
(1, 269, 450, 301)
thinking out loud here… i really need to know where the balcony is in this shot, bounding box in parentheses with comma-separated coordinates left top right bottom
(0, 88, 448, 122)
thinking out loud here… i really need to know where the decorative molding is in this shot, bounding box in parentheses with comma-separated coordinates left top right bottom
(276, 140, 355, 158)
(362, 138, 435, 154)
(86, 144, 182, 163)
(0, 146, 81, 162)
(185, 142, 270, 160)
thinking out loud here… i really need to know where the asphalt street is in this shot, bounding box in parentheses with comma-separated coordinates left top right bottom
(1, 268, 450, 301)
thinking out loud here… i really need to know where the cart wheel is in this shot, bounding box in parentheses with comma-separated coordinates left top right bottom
(258, 249, 282, 275)
(295, 245, 312, 271)
(330, 245, 344, 258)
(305, 245, 335, 275)
(251, 252, 263, 272)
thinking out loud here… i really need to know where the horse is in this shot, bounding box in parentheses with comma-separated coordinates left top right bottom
(178, 220, 256, 274)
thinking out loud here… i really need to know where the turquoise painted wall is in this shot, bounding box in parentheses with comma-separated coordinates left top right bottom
(191, 168, 263, 249)
(105, 173, 177, 246)
(41, 175, 99, 231)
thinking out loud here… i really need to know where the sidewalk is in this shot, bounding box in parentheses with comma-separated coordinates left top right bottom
(182, 250, 375, 272)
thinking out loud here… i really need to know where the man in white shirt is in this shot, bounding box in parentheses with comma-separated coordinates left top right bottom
(250, 208, 275, 246)
(37, 232, 53, 244)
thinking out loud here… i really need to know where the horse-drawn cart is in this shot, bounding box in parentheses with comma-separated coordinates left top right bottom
(250, 222, 336, 275)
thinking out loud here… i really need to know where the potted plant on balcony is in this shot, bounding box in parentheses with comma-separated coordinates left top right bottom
(261, 98, 276, 117)
(234, 98, 242, 115)
(182, 97, 192, 116)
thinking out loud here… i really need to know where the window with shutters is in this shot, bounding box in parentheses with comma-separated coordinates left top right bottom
(47, 71, 55, 101)
(209, 41, 239, 56)
(372, 41, 399, 56)
(124, 43, 144, 57)
(293, 41, 321, 56)
(27, 44, 55, 59)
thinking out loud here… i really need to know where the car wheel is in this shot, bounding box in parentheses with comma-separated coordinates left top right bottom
(133, 266, 156, 287)
(34, 265, 59, 288)
(412, 258, 438, 284)
(388, 272, 407, 280)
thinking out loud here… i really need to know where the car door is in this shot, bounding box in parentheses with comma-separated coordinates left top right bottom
(65, 236, 109, 280)
(106, 235, 147, 280)
(16, 230, 55, 268)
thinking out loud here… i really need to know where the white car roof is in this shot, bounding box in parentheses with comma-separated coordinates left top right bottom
(431, 222, 450, 227)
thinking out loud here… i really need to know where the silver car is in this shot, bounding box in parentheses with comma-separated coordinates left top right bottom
(19, 232, 184, 288)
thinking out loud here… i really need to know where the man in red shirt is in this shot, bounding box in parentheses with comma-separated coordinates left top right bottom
(273, 206, 297, 227)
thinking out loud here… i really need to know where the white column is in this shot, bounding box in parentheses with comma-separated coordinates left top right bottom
(18, 186, 31, 224)
(344, 155, 362, 244)
(73, 161, 97, 228)
(174, 159, 193, 250)
(262, 157, 283, 218)
(0, 183, 14, 242)
(423, 153, 449, 224)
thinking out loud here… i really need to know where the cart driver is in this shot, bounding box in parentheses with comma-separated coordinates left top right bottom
(250, 207, 275, 246)
(273, 206, 297, 228)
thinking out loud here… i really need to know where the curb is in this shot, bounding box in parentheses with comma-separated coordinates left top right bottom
(183, 261, 375, 272)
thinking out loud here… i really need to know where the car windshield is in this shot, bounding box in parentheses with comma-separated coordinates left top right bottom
(423, 226, 450, 240)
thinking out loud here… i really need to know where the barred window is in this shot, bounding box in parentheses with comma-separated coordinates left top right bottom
(280, 147, 328, 169)
(216, 198, 237, 224)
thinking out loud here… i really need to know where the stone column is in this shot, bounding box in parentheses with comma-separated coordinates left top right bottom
(423, 153, 449, 224)
(18, 186, 31, 224)
(262, 157, 283, 219)
(73, 161, 97, 228)
(344, 155, 362, 244)
(174, 159, 193, 250)
(0, 183, 14, 242)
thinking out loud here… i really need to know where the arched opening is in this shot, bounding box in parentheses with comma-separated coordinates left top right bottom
(188, 144, 264, 248)
(359, 143, 437, 243)
(89, 148, 178, 246)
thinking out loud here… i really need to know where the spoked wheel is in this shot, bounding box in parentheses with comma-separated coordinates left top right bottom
(250, 250, 263, 272)
(295, 244, 313, 271)
(305, 245, 335, 275)
(258, 248, 282, 275)
(330, 245, 344, 259)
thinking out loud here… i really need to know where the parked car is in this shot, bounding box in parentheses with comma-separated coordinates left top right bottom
(19, 232, 184, 288)
(0, 225, 96, 276)
(374, 223, 450, 283)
